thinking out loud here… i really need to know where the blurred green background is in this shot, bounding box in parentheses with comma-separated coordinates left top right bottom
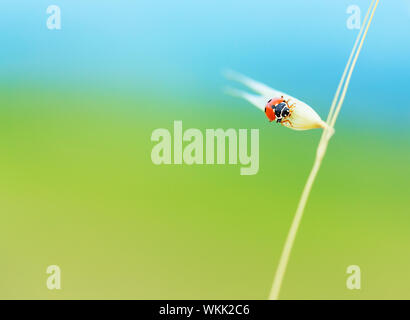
(0, 0, 409, 299)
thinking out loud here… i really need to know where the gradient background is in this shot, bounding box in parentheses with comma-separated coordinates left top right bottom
(0, 0, 409, 299)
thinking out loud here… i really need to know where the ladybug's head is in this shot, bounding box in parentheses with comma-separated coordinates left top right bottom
(274, 102, 290, 118)
(264, 97, 285, 122)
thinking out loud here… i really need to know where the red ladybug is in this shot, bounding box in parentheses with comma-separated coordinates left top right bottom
(264, 97, 286, 122)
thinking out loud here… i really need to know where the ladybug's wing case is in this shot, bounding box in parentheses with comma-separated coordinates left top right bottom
(225, 70, 328, 131)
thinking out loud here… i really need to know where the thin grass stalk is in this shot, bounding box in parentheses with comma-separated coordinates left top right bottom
(323, 0, 376, 139)
(268, 0, 380, 300)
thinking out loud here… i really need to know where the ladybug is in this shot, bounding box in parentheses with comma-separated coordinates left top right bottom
(264, 97, 292, 125)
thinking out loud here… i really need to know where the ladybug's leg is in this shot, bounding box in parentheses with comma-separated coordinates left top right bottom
(285, 99, 296, 111)
(281, 119, 293, 127)
(288, 104, 296, 116)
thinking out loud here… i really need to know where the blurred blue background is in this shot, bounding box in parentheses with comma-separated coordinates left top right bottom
(0, 0, 409, 299)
